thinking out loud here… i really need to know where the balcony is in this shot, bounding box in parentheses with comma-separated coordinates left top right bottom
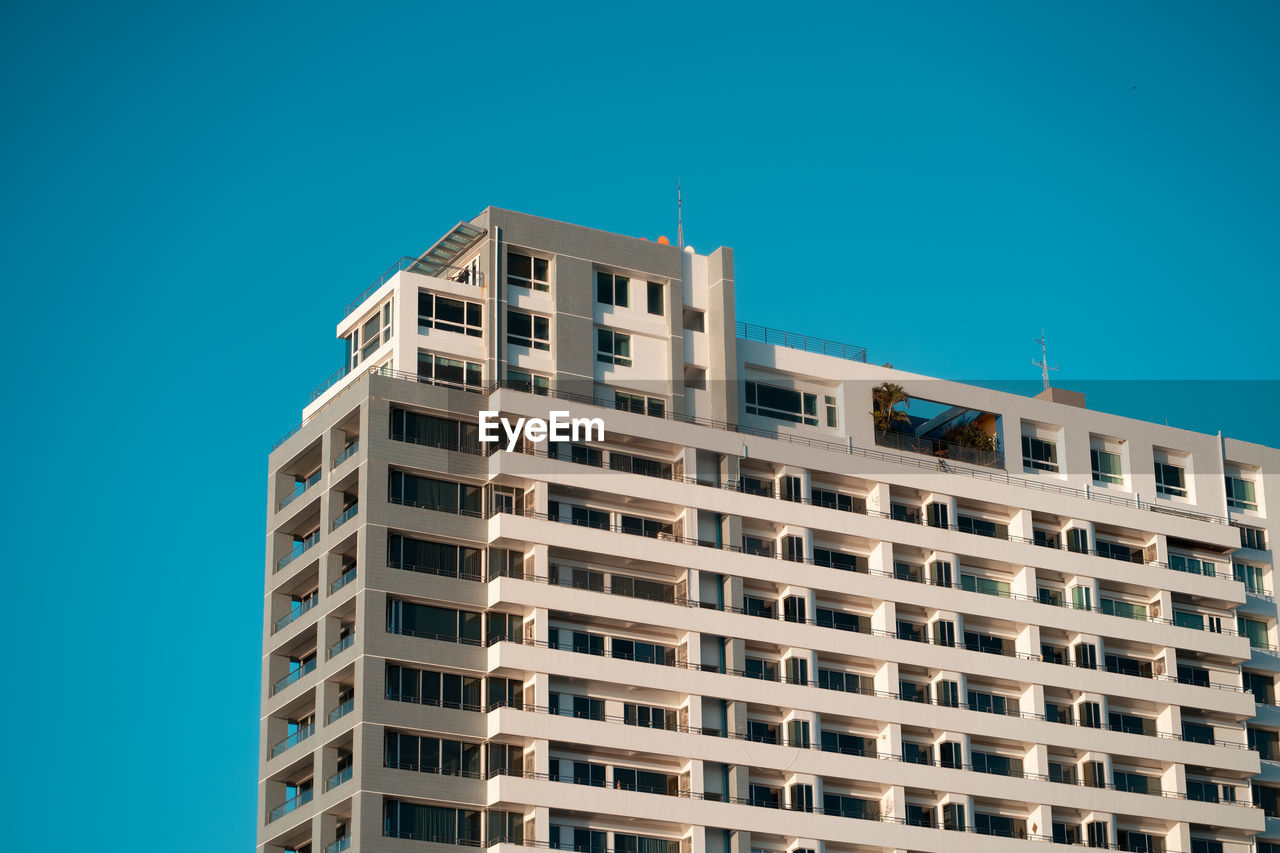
(270, 723, 315, 758)
(332, 440, 359, 468)
(329, 633, 355, 659)
(325, 838, 351, 853)
(325, 765, 353, 792)
(267, 787, 313, 822)
(273, 658, 317, 695)
(330, 564, 357, 594)
(328, 697, 354, 724)
(279, 470, 321, 511)
(736, 321, 868, 362)
(332, 502, 358, 531)
(874, 428, 1004, 469)
(274, 593, 318, 633)
(277, 531, 320, 572)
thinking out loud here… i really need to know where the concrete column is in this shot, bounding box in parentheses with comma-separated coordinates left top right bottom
(865, 482, 891, 517)
(1009, 507, 1033, 542)
(869, 540, 893, 578)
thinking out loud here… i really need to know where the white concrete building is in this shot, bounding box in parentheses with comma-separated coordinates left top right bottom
(260, 208, 1279, 853)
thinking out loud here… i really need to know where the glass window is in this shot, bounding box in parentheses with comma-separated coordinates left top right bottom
(1227, 476, 1258, 511)
(506, 369, 549, 395)
(1021, 435, 1059, 472)
(1155, 460, 1188, 497)
(1091, 448, 1123, 484)
(596, 328, 632, 366)
(507, 310, 550, 350)
(595, 270, 629, 306)
(418, 351, 482, 390)
(646, 281, 664, 315)
(744, 380, 820, 426)
(507, 251, 550, 290)
(418, 292, 482, 337)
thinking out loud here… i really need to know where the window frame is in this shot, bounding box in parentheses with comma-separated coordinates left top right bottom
(595, 270, 629, 307)
(506, 309, 550, 350)
(595, 328, 632, 367)
(506, 250, 550, 291)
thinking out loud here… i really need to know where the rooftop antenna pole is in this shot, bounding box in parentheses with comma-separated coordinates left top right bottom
(677, 180, 684, 250)
(1033, 330, 1058, 392)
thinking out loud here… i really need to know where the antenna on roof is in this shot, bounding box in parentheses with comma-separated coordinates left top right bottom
(1033, 330, 1058, 392)
(677, 180, 684, 249)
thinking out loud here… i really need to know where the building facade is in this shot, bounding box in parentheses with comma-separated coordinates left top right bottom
(260, 208, 1279, 853)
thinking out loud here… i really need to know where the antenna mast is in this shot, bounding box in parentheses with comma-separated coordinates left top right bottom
(677, 181, 684, 249)
(1033, 330, 1058, 392)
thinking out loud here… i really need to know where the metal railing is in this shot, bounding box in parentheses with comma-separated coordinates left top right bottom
(267, 787, 313, 822)
(324, 837, 350, 853)
(327, 698, 354, 724)
(270, 370, 1232, 527)
(272, 658, 316, 695)
(330, 565, 357, 594)
(276, 531, 319, 572)
(325, 765, 353, 791)
(332, 440, 359, 468)
(344, 257, 484, 318)
(737, 321, 868, 362)
(270, 723, 314, 758)
(273, 594, 318, 633)
(332, 502, 358, 530)
(309, 365, 350, 402)
(329, 633, 355, 659)
(874, 429, 1004, 470)
(277, 470, 321, 511)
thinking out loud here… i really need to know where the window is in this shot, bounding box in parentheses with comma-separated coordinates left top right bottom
(346, 300, 393, 369)
(647, 281, 664, 315)
(595, 270, 629, 306)
(1239, 524, 1267, 550)
(1245, 671, 1275, 704)
(744, 380, 819, 426)
(387, 532, 482, 580)
(506, 369, 549, 395)
(507, 251, 549, 291)
(813, 548, 861, 573)
(419, 292, 482, 337)
(383, 800, 479, 845)
(1091, 447, 1123, 484)
(623, 703, 673, 730)
(596, 328, 632, 366)
(1155, 459, 1188, 497)
(386, 599, 482, 645)
(1066, 527, 1089, 553)
(1227, 475, 1258, 511)
(507, 310, 550, 350)
(391, 408, 481, 453)
(388, 471, 482, 516)
(615, 390, 664, 417)
(1240, 617, 1270, 649)
(812, 488, 864, 513)
(418, 351, 482, 390)
(384, 730, 481, 777)
(821, 731, 866, 755)
(1235, 562, 1267, 595)
(386, 663, 481, 709)
(941, 803, 965, 831)
(1022, 435, 1059, 472)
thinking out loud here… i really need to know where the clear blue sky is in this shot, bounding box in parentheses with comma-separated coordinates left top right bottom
(2, 1, 1277, 850)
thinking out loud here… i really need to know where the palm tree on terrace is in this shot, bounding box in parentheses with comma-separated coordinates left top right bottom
(871, 382, 911, 435)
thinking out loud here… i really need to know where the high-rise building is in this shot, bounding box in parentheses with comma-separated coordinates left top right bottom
(260, 208, 1278, 853)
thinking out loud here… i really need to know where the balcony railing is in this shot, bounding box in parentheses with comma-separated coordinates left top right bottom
(325, 838, 351, 853)
(276, 531, 320, 572)
(272, 370, 1231, 526)
(328, 697, 354, 724)
(332, 502, 358, 531)
(273, 594, 318, 633)
(278, 470, 322, 511)
(325, 765, 353, 791)
(329, 633, 355, 659)
(270, 723, 314, 758)
(344, 257, 484, 318)
(874, 429, 1005, 470)
(272, 658, 316, 695)
(737, 321, 868, 362)
(332, 440, 359, 468)
(267, 787, 313, 822)
(331, 565, 357, 594)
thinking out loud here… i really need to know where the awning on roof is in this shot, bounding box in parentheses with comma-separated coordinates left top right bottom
(409, 221, 487, 278)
